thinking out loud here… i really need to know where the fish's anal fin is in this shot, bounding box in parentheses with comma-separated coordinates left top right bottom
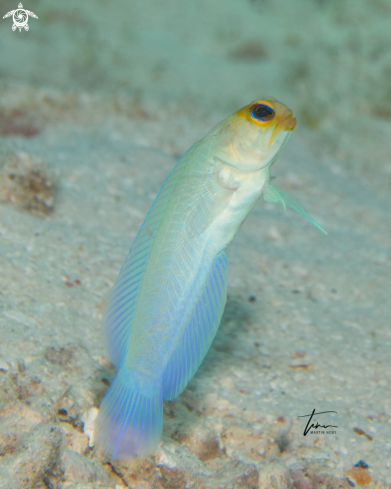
(263, 184, 327, 235)
(162, 252, 229, 401)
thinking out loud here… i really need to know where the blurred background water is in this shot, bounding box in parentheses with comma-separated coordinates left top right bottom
(2, 0, 391, 195)
(1, 0, 391, 120)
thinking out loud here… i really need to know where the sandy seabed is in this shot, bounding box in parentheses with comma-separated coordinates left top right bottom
(0, 0, 391, 487)
(0, 84, 389, 488)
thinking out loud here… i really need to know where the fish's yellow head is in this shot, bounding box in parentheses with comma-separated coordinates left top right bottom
(208, 97, 296, 172)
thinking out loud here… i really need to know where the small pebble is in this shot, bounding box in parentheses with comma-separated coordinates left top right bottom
(81, 407, 99, 448)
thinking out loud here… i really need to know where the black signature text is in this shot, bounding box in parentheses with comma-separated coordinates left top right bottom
(298, 409, 338, 436)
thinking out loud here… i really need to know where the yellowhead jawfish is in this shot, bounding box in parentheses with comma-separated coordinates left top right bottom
(95, 98, 326, 460)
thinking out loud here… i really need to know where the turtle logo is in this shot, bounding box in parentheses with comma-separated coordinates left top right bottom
(3, 3, 38, 32)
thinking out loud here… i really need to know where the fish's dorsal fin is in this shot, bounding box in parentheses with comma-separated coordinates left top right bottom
(103, 153, 190, 368)
(263, 184, 327, 234)
(162, 252, 228, 400)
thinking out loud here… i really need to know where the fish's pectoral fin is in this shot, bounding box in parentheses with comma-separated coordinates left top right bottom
(162, 252, 229, 401)
(263, 183, 286, 210)
(263, 184, 327, 234)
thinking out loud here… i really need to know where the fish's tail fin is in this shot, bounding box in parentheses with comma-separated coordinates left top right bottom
(95, 368, 163, 460)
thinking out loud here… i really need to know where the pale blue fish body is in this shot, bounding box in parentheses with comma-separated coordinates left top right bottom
(122, 141, 269, 375)
(95, 98, 325, 461)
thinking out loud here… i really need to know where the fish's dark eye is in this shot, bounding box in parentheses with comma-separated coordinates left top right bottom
(250, 104, 275, 122)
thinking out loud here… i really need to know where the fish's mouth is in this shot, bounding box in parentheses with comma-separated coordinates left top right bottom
(269, 110, 297, 145)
